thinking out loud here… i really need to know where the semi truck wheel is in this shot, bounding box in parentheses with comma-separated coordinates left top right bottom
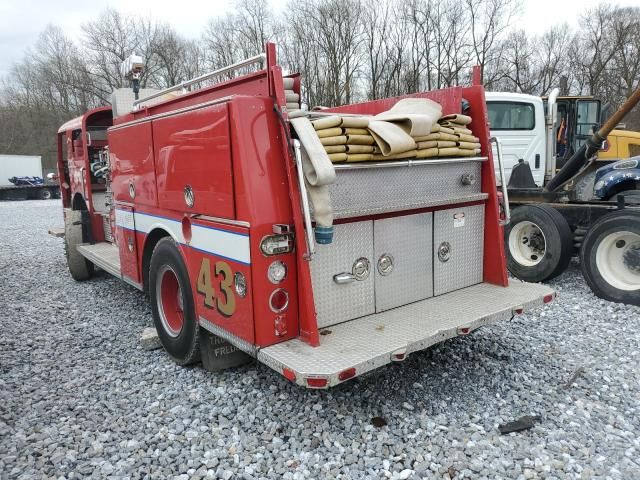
(39, 188, 52, 200)
(149, 238, 201, 365)
(505, 205, 573, 282)
(64, 209, 94, 281)
(580, 211, 640, 306)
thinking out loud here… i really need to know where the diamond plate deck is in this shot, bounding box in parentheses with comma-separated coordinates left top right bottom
(258, 281, 554, 388)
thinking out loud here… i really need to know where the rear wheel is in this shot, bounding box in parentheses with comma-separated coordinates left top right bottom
(39, 188, 52, 200)
(149, 238, 200, 365)
(613, 189, 640, 205)
(64, 209, 94, 281)
(505, 205, 573, 282)
(580, 211, 640, 306)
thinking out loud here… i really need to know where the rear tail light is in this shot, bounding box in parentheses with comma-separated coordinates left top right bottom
(260, 234, 293, 255)
(269, 288, 289, 313)
(543, 293, 554, 303)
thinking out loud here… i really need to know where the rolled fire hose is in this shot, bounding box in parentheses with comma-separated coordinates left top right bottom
(290, 116, 336, 244)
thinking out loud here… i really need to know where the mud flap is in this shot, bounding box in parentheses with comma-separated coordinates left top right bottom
(199, 329, 252, 371)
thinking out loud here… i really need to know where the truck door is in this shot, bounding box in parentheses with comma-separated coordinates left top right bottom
(488, 99, 545, 186)
(575, 99, 601, 151)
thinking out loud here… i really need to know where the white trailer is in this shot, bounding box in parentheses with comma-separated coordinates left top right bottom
(0, 154, 59, 200)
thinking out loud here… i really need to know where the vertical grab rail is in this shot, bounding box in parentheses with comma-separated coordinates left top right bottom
(292, 139, 316, 259)
(490, 136, 511, 226)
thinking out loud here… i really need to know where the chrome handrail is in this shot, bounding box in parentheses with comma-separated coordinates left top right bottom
(133, 53, 267, 108)
(292, 139, 315, 259)
(490, 136, 511, 226)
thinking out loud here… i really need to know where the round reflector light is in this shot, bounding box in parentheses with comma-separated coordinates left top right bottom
(234, 272, 247, 298)
(269, 288, 289, 313)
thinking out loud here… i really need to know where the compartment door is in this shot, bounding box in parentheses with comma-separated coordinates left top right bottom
(310, 220, 375, 328)
(433, 205, 485, 296)
(114, 206, 141, 284)
(374, 212, 433, 312)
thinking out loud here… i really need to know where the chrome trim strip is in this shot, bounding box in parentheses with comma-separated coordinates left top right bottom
(114, 200, 135, 207)
(110, 96, 235, 131)
(199, 317, 257, 356)
(333, 157, 488, 170)
(192, 214, 250, 228)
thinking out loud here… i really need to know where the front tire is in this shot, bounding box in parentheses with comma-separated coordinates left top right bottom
(149, 238, 200, 365)
(505, 205, 573, 282)
(580, 211, 640, 306)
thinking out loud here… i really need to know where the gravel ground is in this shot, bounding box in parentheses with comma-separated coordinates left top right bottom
(1, 200, 639, 480)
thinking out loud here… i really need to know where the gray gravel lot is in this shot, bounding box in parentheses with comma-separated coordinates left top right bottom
(1, 200, 639, 480)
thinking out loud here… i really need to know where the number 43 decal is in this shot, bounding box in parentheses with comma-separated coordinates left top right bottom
(196, 258, 236, 317)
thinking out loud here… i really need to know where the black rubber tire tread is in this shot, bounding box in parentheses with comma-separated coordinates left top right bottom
(39, 188, 52, 200)
(149, 237, 201, 365)
(612, 189, 640, 205)
(64, 209, 93, 281)
(504, 204, 573, 282)
(580, 210, 640, 306)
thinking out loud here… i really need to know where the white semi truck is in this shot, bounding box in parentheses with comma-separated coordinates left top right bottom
(484, 89, 640, 306)
(0, 154, 59, 200)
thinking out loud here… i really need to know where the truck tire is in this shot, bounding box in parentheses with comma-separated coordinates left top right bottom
(64, 209, 94, 281)
(505, 205, 573, 282)
(149, 237, 200, 365)
(580, 211, 640, 306)
(613, 190, 640, 205)
(39, 188, 52, 200)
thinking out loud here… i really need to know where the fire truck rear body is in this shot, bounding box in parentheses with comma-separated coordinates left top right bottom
(56, 44, 553, 388)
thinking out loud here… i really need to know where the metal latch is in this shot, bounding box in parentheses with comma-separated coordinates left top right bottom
(333, 257, 370, 284)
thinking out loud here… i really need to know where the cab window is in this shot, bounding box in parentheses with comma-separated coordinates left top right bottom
(487, 102, 535, 130)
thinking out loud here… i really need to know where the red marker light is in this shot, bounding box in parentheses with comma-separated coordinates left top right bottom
(306, 377, 328, 388)
(338, 368, 356, 381)
(282, 368, 296, 382)
(543, 294, 554, 303)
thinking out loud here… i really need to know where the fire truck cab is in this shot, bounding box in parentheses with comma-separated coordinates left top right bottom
(56, 43, 553, 388)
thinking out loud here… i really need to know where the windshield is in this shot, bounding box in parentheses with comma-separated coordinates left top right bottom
(487, 102, 535, 130)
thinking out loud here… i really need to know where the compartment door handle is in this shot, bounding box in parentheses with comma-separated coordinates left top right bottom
(333, 272, 356, 284)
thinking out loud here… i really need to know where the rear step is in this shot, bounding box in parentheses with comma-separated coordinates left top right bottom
(76, 242, 142, 290)
(258, 281, 554, 388)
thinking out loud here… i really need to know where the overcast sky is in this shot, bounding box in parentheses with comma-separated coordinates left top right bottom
(1, 0, 638, 78)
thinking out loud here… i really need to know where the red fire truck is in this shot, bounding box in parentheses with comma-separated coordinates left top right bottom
(55, 43, 554, 388)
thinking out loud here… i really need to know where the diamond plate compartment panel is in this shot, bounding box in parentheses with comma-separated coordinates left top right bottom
(310, 220, 375, 328)
(433, 204, 484, 296)
(258, 281, 554, 387)
(374, 212, 433, 312)
(326, 161, 483, 219)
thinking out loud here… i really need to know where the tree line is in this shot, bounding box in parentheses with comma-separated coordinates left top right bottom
(1, 0, 638, 171)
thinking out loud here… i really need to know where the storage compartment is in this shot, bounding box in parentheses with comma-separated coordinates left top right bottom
(324, 158, 486, 219)
(374, 212, 433, 311)
(433, 204, 485, 295)
(311, 221, 375, 328)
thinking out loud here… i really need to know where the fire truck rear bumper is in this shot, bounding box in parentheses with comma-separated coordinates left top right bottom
(257, 280, 554, 388)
